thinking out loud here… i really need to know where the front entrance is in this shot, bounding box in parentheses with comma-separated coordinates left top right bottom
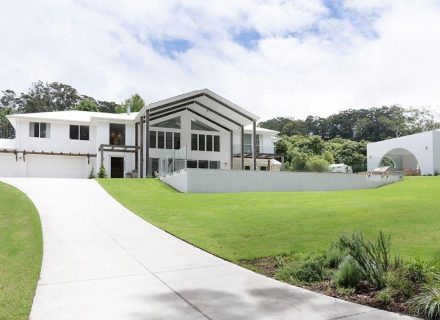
(111, 157, 124, 178)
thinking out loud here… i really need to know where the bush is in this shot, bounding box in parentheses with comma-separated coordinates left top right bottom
(276, 255, 326, 283)
(407, 258, 434, 283)
(325, 241, 346, 269)
(97, 164, 108, 178)
(376, 288, 392, 305)
(336, 286, 355, 296)
(336, 256, 363, 288)
(338, 231, 398, 289)
(385, 268, 413, 297)
(409, 286, 440, 320)
(305, 156, 329, 172)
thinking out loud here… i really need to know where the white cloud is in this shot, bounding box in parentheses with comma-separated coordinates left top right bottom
(0, 0, 439, 120)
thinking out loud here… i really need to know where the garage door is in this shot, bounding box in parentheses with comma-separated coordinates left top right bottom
(26, 155, 87, 178)
(0, 154, 17, 177)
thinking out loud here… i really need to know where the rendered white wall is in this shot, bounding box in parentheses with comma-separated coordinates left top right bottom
(161, 169, 402, 193)
(367, 131, 436, 175)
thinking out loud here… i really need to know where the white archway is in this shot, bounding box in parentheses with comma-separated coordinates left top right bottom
(379, 148, 420, 171)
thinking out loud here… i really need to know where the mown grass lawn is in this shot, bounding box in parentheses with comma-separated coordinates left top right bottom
(100, 177, 440, 262)
(0, 181, 42, 320)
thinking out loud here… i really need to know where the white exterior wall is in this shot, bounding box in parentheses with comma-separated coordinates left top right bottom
(96, 121, 136, 177)
(433, 131, 440, 174)
(367, 131, 438, 175)
(161, 169, 402, 193)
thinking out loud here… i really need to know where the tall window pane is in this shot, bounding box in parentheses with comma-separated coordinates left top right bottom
(80, 126, 89, 140)
(40, 123, 48, 138)
(109, 123, 125, 145)
(199, 134, 205, 151)
(70, 125, 79, 139)
(158, 131, 164, 149)
(191, 134, 198, 151)
(149, 131, 156, 148)
(214, 135, 220, 152)
(29, 122, 39, 137)
(174, 133, 180, 149)
(206, 135, 213, 151)
(166, 132, 172, 149)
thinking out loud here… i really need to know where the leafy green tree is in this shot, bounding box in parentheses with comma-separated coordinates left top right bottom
(18, 81, 80, 113)
(306, 156, 329, 172)
(117, 93, 145, 113)
(75, 98, 99, 112)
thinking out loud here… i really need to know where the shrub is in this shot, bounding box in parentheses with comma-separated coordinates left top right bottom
(276, 255, 326, 283)
(338, 231, 398, 289)
(336, 256, 363, 288)
(409, 286, 440, 320)
(305, 156, 329, 172)
(385, 268, 413, 297)
(376, 288, 392, 305)
(97, 164, 108, 178)
(325, 241, 346, 269)
(407, 258, 434, 283)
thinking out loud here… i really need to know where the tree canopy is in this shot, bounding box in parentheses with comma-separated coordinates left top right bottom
(259, 106, 440, 142)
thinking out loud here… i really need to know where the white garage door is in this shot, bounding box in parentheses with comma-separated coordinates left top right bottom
(0, 153, 17, 177)
(26, 155, 87, 178)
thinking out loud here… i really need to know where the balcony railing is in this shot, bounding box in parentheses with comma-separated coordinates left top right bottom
(233, 144, 275, 154)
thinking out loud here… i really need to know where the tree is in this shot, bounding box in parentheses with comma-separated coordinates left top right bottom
(75, 98, 99, 112)
(17, 81, 80, 113)
(117, 93, 145, 113)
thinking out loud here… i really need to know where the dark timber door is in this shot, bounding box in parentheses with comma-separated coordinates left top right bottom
(111, 157, 124, 178)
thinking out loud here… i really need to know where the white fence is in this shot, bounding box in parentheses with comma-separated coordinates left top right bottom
(160, 169, 403, 193)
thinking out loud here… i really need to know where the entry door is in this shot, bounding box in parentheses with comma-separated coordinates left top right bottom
(111, 157, 124, 178)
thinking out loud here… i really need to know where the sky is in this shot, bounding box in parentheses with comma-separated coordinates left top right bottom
(1, 0, 440, 120)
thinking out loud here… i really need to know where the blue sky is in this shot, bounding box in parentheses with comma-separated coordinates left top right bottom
(1, 0, 440, 119)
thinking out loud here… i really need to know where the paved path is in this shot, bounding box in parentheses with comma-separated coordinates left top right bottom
(2, 178, 415, 320)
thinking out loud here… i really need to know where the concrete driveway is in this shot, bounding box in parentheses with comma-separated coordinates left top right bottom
(2, 178, 414, 320)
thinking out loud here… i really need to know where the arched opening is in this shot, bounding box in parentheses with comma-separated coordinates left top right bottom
(379, 148, 420, 174)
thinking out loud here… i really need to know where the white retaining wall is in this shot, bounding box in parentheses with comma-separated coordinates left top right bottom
(160, 169, 402, 193)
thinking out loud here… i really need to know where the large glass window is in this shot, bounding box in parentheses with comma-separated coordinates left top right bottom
(149, 131, 156, 148)
(29, 122, 50, 138)
(198, 160, 209, 169)
(214, 135, 220, 152)
(109, 123, 125, 145)
(70, 125, 89, 140)
(244, 134, 252, 153)
(151, 117, 181, 129)
(187, 160, 198, 168)
(80, 126, 89, 140)
(191, 120, 218, 131)
(209, 161, 220, 169)
(198, 134, 205, 151)
(191, 134, 198, 151)
(206, 135, 213, 151)
(166, 132, 173, 149)
(157, 131, 165, 149)
(174, 133, 180, 150)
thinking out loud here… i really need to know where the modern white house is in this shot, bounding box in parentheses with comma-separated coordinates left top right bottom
(0, 89, 282, 178)
(367, 130, 440, 175)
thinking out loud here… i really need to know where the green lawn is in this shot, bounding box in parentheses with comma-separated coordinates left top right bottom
(0, 181, 42, 320)
(100, 177, 440, 262)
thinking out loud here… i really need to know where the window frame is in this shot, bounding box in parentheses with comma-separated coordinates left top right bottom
(29, 122, 50, 138)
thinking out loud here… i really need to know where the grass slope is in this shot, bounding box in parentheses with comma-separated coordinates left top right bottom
(0, 181, 42, 320)
(100, 177, 440, 262)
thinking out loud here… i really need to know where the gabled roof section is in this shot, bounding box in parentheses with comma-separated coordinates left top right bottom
(136, 89, 259, 130)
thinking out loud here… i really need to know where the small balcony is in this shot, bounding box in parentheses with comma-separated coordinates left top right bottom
(233, 144, 275, 155)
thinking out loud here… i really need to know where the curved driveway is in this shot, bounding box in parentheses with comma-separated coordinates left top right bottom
(2, 178, 414, 320)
